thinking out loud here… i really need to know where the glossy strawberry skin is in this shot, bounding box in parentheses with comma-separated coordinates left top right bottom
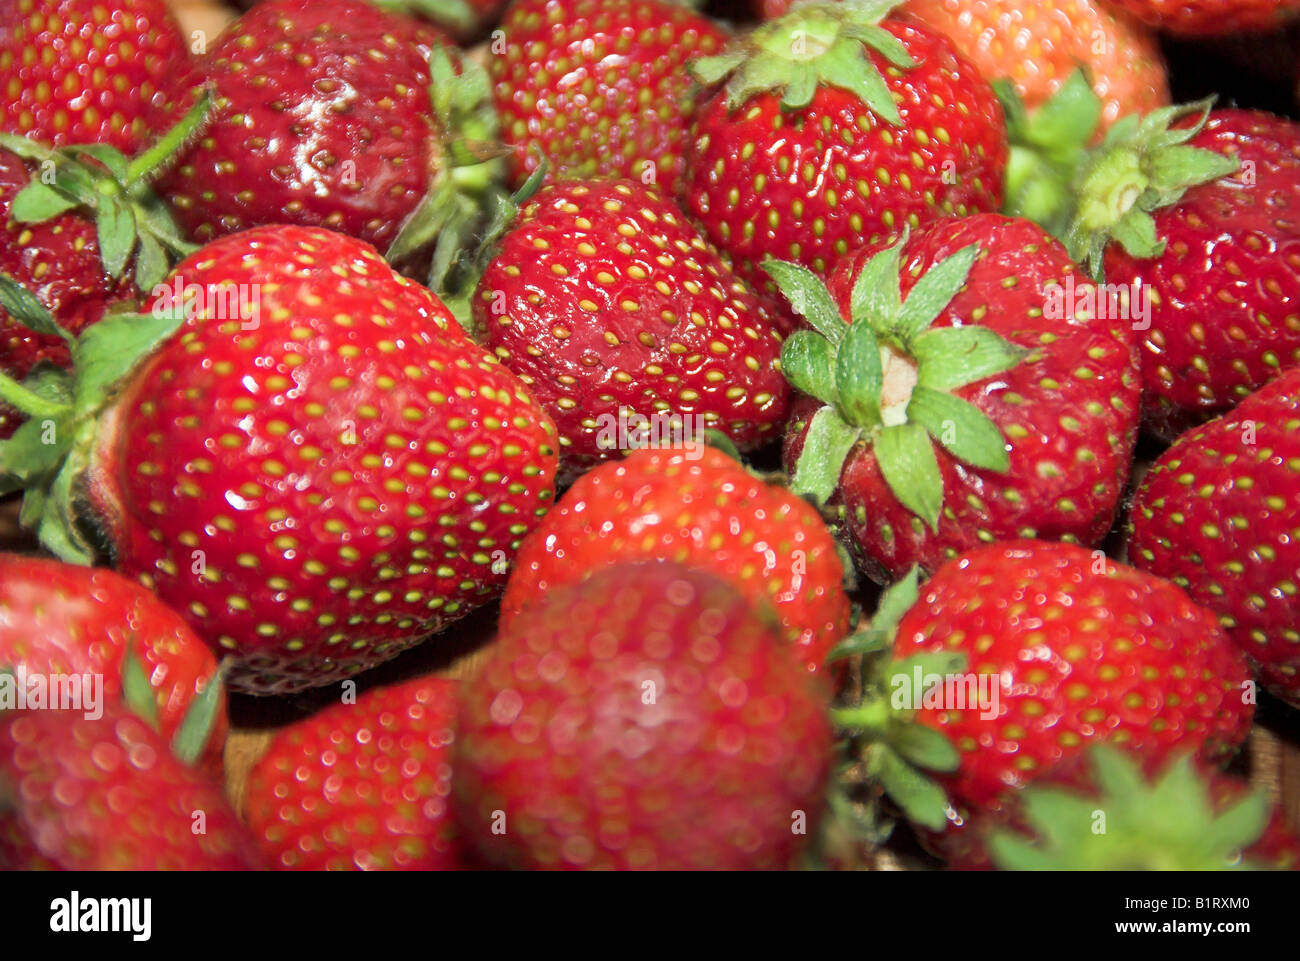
(456, 562, 832, 870)
(893, 540, 1254, 866)
(1103, 110, 1300, 440)
(0, 706, 265, 870)
(149, 0, 452, 251)
(0, 148, 137, 437)
(1129, 368, 1300, 709)
(87, 225, 559, 694)
(490, 0, 728, 194)
(899, 0, 1168, 133)
(785, 214, 1140, 583)
(1105, 0, 1300, 34)
(475, 180, 791, 477)
(682, 18, 1007, 290)
(0, 0, 187, 154)
(0, 553, 228, 775)
(500, 446, 851, 683)
(245, 676, 462, 870)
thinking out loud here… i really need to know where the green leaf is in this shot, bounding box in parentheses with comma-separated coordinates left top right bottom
(895, 244, 979, 343)
(133, 231, 169, 293)
(67, 143, 129, 182)
(906, 386, 1010, 473)
(0, 275, 71, 344)
(70, 309, 185, 415)
(171, 667, 226, 766)
(892, 723, 961, 773)
(781, 330, 838, 405)
(820, 41, 900, 127)
(94, 198, 136, 280)
(1019, 69, 1100, 151)
(912, 325, 1027, 391)
(9, 181, 79, 223)
(833, 319, 882, 426)
(0, 412, 69, 485)
(871, 565, 920, 642)
(687, 50, 748, 87)
(826, 628, 892, 662)
(789, 405, 860, 505)
(849, 239, 903, 334)
(1110, 208, 1164, 265)
(874, 421, 943, 530)
(1146, 144, 1238, 193)
(120, 645, 161, 730)
(763, 259, 847, 345)
(871, 744, 951, 832)
(701, 429, 743, 463)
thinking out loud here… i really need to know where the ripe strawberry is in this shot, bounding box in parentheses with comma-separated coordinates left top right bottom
(245, 675, 462, 870)
(773, 213, 1139, 583)
(0, 552, 227, 775)
(0, 704, 264, 869)
(147, 0, 503, 291)
(0, 224, 559, 694)
(456, 561, 833, 870)
(0, 147, 137, 437)
(900, 0, 1168, 134)
(1089, 109, 1300, 439)
(682, 1, 1006, 289)
(1106, 0, 1300, 34)
(499, 445, 852, 682)
(489, 0, 728, 194)
(1129, 367, 1300, 709)
(989, 745, 1300, 871)
(0, 0, 188, 154)
(833, 540, 1253, 866)
(474, 179, 791, 477)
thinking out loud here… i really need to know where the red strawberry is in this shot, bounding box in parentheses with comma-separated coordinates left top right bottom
(682, 1, 1007, 290)
(833, 540, 1253, 866)
(474, 179, 791, 477)
(0, 704, 264, 869)
(456, 561, 833, 870)
(1090, 109, 1300, 439)
(489, 0, 728, 194)
(773, 213, 1139, 583)
(1129, 367, 1300, 709)
(1105, 0, 1300, 34)
(0, 0, 188, 154)
(499, 445, 852, 682)
(245, 675, 462, 870)
(0, 552, 227, 775)
(0, 147, 137, 437)
(0, 224, 559, 694)
(989, 745, 1300, 871)
(147, 0, 503, 291)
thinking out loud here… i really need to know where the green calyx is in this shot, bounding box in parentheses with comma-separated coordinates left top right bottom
(689, 0, 914, 125)
(767, 239, 1026, 530)
(1001, 76, 1239, 281)
(120, 646, 226, 765)
(387, 44, 515, 312)
(373, 0, 478, 35)
(827, 568, 966, 833)
(990, 746, 1277, 871)
(0, 91, 212, 293)
(996, 69, 1102, 241)
(0, 277, 185, 564)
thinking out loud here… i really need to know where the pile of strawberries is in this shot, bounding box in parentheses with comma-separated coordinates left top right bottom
(1, 0, 1299, 871)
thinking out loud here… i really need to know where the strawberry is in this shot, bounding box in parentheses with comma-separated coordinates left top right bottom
(0, 552, 228, 775)
(245, 675, 462, 870)
(989, 745, 1300, 871)
(455, 561, 833, 870)
(0, 0, 188, 155)
(0, 703, 264, 869)
(473, 179, 791, 477)
(1129, 367, 1300, 710)
(0, 148, 137, 437)
(772, 213, 1139, 583)
(682, 0, 1007, 290)
(1105, 0, 1300, 35)
(0, 224, 559, 694)
(146, 0, 506, 296)
(831, 541, 1253, 867)
(489, 0, 728, 194)
(900, 0, 1168, 134)
(499, 445, 852, 682)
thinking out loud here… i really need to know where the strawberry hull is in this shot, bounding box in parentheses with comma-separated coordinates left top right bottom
(82, 225, 559, 694)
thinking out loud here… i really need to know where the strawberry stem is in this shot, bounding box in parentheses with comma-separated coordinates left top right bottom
(0, 370, 74, 420)
(125, 88, 213, 187)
